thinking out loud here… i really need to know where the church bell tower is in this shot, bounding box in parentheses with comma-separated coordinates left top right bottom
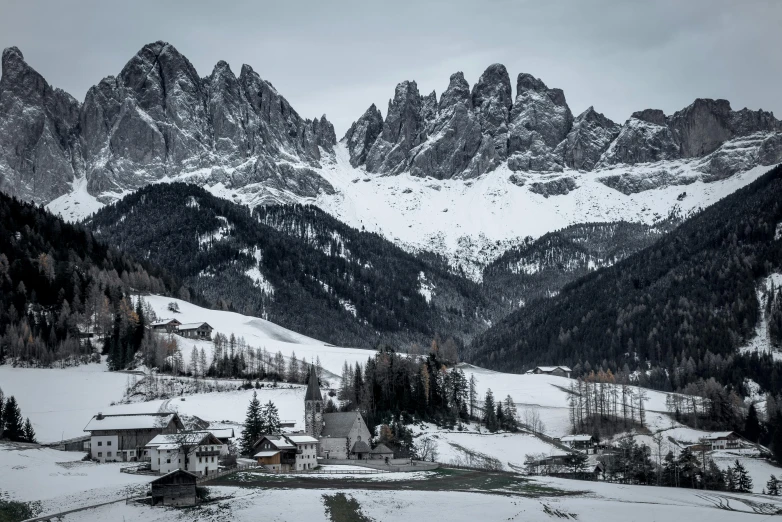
(304, 368, 324, 438)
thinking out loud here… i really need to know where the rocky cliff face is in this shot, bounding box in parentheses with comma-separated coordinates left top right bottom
(0, 47, 81, 202)
(344, 68, 782, 182)
(0, 41, 336, 204)
(2, 44, 781, 206)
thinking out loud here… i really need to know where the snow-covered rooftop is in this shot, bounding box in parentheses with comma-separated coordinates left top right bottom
(560, 434, 593, 442)
(83, 413, 178, 432)
(178, 322, 212, 330)
(286, 435, 319, 444)
(254, 450, 280, 458)
(145, 431, 217, 447)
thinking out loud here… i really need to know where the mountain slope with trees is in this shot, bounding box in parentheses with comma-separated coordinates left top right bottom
(0, 191, 193, 368)
(85, 183, 494, 348)
(470, 165, 782, 399)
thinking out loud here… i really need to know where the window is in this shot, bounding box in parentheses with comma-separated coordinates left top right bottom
(98, 452, 102, 457)
(107, 452, 112, 457)
(130, 451, 134, 456)
(107, 441, 112, 446)
(166, 459, 171, 464)
(211, 456, 215, 462)
(97, 441, 102, 446)
(158, 458, 160, 464)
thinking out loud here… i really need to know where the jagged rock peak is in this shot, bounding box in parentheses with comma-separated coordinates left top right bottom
(2, 46, 24, 66)
(439, 71, 471, 110)
(472, 64, 512, 111)
(578, 106, 617, 128)
(631, 108, 667, 126)
(342, 103, 384, 167)
(471, 64, 512, 161)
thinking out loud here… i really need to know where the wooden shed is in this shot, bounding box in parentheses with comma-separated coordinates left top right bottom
(150, 469, 198, 507)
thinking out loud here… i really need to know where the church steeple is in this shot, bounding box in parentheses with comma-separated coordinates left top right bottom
(304, 368, 324, 438)
(305, 368, 323, 401)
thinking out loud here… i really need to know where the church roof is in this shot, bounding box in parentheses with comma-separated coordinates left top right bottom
(321, 412, 361, 438)
(351, 440, 371, 454)
(370, 443, 394, 455)
(304, 369, 322, 401)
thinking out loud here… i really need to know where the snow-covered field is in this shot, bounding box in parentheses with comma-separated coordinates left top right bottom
(0, 363, 130, 443)
(0, 443, 149, 514)
(46, 144, 779, 280)
(53, 481, 782, 521)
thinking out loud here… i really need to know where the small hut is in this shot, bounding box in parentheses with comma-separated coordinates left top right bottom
(369, 443, 394, 460)
(350, 440, 371, 460)
(150, 469, 198, 507)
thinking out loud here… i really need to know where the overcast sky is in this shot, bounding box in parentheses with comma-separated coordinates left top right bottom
(1, 0, 779, 136)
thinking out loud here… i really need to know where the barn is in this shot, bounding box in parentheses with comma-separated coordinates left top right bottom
(150, 469, 198, 507)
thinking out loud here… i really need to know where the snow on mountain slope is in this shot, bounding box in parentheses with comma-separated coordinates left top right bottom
(47, 145, 778, 280)
(739, 273, 782, 362)
(141, 295, 374, 375)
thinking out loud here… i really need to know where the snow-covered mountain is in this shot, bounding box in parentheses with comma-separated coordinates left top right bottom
(1, 41, 781, 277)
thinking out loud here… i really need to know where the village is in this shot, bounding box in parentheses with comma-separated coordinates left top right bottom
(1, 298, 779, 519)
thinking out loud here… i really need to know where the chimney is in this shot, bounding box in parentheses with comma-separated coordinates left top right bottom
(96, 412, 104, 420)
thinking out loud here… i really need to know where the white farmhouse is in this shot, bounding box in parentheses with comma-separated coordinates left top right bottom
(83, 412, 183, 463)
(146, 431, 225, 476)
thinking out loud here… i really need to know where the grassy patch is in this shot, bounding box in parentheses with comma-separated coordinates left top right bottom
(0, 498, 39, 522)
(322, 493, 374, 522)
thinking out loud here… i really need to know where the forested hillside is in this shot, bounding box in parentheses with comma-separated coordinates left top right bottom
(0, 192, 189, 366)
(483, 220, 678, 311)
(470, 165, 782, 397)
(86, 183, 492, 348)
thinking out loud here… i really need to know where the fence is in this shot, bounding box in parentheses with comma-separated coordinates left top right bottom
(197, 463, 260, 483)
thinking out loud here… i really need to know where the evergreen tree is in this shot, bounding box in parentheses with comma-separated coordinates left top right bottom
(766, 474, 780, 496)
(468, 374, 477, 420)
(3, 397, 24, 442)
(483, 389, 498, 432)
(22, 418, 36, 443)
(240, 391, 263, 456)
(704, 460, 726, 491)
(725, 465, 736, 492)
(262, 401, 281, 434)
(733, 459, 753, 492)
(743, 404, 761, 442)
(676, 447, 701, 489)
(773, 418, 782, 465)
(287, 351, 300, 383)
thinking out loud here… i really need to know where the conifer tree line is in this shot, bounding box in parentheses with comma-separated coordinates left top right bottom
(158, 330, 325, 385)
(0, 192, 192, 367)
(472, 165, 782, 406)
(239, 391, 282, 456)
(0, 388, 36, 443)
(85, 182, 496, 349)
(333, 343, 518, 436)
(528, 435, 752, 493)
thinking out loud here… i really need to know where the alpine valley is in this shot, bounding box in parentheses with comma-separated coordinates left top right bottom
(3, 35, 782, 522)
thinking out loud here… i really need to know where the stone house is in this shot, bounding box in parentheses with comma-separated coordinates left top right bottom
(83, 412, 184, 463)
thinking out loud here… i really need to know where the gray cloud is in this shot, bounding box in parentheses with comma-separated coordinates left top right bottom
(1, 0, 779, 136)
